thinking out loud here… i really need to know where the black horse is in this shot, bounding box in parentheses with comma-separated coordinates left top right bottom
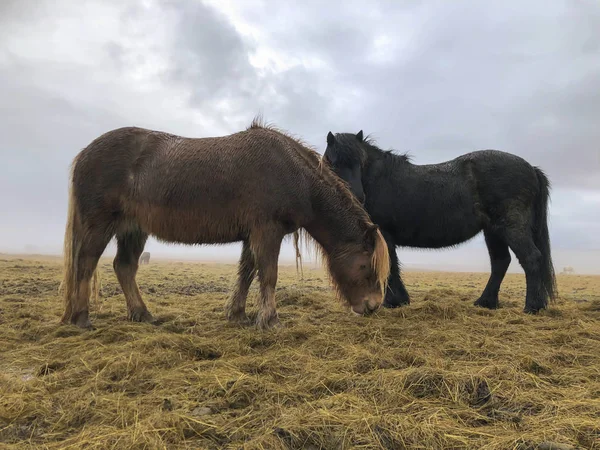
(322, 130, 557, 313)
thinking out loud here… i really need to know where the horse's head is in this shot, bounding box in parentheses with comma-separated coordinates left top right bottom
(326, 223, 390, 316)
(322, 130, 367, 204)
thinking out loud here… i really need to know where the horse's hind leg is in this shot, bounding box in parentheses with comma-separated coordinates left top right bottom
(474, 229, 511, 309)
(65, 225, 113, 328)
(225, 239, 256, 324)
(504, 222, 546, 313)
(251, 227, 284, 330)
(113, 228, 153, 323)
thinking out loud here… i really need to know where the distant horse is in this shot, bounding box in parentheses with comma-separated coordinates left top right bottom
(139, 252, 150, 265)
(60, 120, 390, 330)
(323, 130, 556, 313)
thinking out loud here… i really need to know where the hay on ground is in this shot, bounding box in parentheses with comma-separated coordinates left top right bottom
(1, 256, 599, 449)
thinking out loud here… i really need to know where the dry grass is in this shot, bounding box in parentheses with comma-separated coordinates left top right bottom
(1, 255, 599, 449)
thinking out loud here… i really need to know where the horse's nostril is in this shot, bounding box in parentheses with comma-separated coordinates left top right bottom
(364, 304, 378, 315)
(365, 298, 381, 313)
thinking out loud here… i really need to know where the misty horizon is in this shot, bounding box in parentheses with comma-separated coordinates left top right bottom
(4, 242, 600, 275)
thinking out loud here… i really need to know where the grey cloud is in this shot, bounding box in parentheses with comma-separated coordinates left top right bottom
(160, 1, 341, 142)
(149, 4, 279, 135)
(163, 0, 258, 120)
(0, 61, 129, 243)
(0, 0, 52, 26)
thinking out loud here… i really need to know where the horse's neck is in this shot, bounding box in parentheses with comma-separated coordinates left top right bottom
(364, 145, 382, 161)
(366, 151, 411, 177)
(304, 192, 362, 255)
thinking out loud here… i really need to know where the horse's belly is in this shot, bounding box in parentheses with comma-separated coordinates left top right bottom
(393, 217, 481, 249)
(397, 231, 480, 249)
(129, 203, 248, 245)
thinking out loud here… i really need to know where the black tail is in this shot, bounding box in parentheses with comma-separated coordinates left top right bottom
(533, 167, 557, 304)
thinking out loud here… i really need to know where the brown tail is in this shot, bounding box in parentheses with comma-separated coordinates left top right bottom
(91, 268, 101, 306)
(293, 230, 304, 280)
(60, 160, 101, 323)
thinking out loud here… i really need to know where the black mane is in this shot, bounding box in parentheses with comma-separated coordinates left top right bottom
(332, 132, 412, 167)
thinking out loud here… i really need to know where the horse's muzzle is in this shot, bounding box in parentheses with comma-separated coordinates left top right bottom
(351, 297, 381, 316)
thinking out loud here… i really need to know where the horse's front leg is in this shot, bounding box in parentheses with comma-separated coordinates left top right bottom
(251, 227, 284, 329)
(381, 230, 410, 308)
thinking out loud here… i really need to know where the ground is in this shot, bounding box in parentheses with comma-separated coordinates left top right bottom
(1, 255, 599, 450)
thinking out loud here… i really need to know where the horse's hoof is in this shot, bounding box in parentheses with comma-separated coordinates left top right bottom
(71, 311, 93, 329)
(382, 302, 402, 309)
(383, 297, 409, 308)
(256, 313, 281, 330)
(383, 293, 410, 308)
(474, 297, 499, 309)
(523, 306, 541, 314)
(129, 308, 154, 323)
(227, 312, 250, 325)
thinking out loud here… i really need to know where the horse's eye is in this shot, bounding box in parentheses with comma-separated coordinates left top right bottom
(360, 264, 366, 270)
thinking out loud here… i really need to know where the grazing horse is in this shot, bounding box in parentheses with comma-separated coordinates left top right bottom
(322, 130, 557, 313)
(139, 251, 150, 265)
(60, 120, 390, 330)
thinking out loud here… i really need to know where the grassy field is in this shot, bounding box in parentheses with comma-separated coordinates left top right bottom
(1, 255, 599, 449)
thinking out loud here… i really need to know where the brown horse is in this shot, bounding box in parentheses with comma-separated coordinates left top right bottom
(61, 119, 390, 330)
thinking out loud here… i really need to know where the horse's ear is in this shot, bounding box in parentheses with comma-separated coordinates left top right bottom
(356, 130, 363, 141)
(364, 223, 379, 248)
(327, 131, 335, 146)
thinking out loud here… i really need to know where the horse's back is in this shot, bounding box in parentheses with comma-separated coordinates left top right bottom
(460, 150, 540, 209)
(71, 127, 171, 209)
(74, 125, 306, 203)
(71, 125, 316, 244)
(366, 148, 540, 247)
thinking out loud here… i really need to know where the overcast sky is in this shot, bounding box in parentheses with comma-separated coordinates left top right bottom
(1, 0, 599, 272)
